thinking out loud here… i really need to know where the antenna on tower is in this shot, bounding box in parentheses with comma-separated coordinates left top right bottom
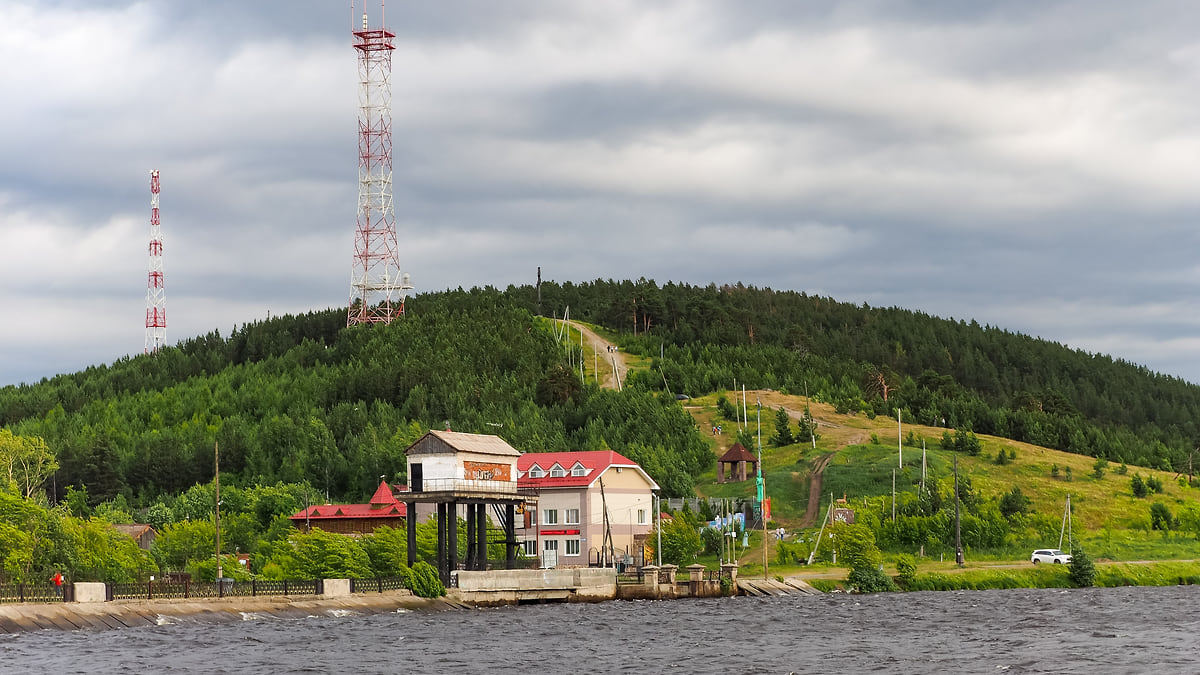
(145, 170, 167, 353)
(347, 1, 411, 326)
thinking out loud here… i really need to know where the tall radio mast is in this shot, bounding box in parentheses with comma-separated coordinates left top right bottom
(145, 169, 166, 353)
(348, 1, 411, 326)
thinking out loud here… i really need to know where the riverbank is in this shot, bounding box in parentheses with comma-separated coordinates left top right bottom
(0, 591, 464, 634)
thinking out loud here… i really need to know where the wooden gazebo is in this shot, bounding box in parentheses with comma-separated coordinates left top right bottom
(717, 443, 757, 483)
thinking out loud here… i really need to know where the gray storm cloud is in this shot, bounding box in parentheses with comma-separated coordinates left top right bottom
(3, 0, 1200, 385)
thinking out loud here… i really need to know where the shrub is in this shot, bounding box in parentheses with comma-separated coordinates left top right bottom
(1092, 458, 1108, 480)
(848, 566, 898, 593)
(409, 561, 445, 598)
(1116, 463, 1128, 475)
(1150, 502, 1173, 531)
(1051, 464, 1060, 479)
(1146, 476, 1164, 493)
(870, 434, 880, 445)
(998, 486, 1031, 519)
(1068, 547, 1096, 588)
(895, 554, 917, 587)
(1065, 467, 1073, 481)
(1131, 474, 1148, 498)
(994, 450, 1009, 466)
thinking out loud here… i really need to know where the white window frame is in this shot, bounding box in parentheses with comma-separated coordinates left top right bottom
(528, 465, 544, 479)
(565, 539, 580, 556)
(565, 508, 580, 525)
(571, 464, 586, 476)
(550, 464, 566, 478)
(544, 509, 558, 525)
(544, 539, 558, 552)
(637, 509, 647, 525)
(521, 540, 537, 556)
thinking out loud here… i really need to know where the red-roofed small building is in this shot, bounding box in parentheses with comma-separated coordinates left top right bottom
(290, 481, 408, 535)
(516, 450, 659, 568)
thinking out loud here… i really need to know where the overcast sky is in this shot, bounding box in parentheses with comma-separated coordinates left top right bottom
(4, 0, 1200, 387)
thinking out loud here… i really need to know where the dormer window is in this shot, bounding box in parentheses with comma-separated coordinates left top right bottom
(528, 465, 544, 479)
(571, 464, 586, 476)
(550, 464, 566, 478)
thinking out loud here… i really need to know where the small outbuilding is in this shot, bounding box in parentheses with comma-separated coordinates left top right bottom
(717, 443, 758, 483)
(290, 481, 407, 535)
(112, 523, 157, 550)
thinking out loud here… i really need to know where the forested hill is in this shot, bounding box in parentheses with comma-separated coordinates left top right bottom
(0, 288, 709, 505)
(2, 280, 1198, 508)
(517, 279, 1199, 472)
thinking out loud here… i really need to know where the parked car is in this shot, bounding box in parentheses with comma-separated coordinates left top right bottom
(1031, 549, 1072, 565)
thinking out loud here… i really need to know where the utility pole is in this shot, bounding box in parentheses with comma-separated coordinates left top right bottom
(954, 454, 963, 567)
(897, 408, 903, 468)
(756, 398, 766, 578)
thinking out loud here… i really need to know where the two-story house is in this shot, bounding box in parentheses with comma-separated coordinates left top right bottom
(516, 450, 659, 568)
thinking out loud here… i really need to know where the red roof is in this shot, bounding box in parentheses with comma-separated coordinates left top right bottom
(517, 450, 658, 490)
(290, 482, 407, 522)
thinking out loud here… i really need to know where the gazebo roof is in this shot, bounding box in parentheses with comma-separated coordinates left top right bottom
(718, 443, 757, 463)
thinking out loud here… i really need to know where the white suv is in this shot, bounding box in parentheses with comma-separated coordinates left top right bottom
(1031, 549, 1072, 565)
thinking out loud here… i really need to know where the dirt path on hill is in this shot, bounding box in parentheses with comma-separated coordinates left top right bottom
(566, 321, 632, 391)
(799, 431, 867, 527)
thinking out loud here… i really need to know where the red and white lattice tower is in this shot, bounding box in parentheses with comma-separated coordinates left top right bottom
(348, 3, 411, 326)
(145, 169, 167, 353)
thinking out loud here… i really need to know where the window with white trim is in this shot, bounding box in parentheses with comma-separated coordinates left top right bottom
(550, 464, 566, 478)
(565, 508, 580, 524)
(637, 509, 647, 525)
(521, 540, 537, 556)
(571, 464, 586, 476)
(527, 465, 544, 479)
(544, 539, 558, 552)
(544, 509, 558, 525)
(565, 540, 580, 556)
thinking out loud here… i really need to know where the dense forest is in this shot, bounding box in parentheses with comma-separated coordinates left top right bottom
(0, 288, 709, 508)
(3, 278, 1200, 514)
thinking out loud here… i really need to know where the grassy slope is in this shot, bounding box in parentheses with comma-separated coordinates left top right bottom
(684, 390, 1200, 563)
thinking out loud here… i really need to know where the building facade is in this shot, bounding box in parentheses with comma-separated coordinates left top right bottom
(516, 450, 659, 568)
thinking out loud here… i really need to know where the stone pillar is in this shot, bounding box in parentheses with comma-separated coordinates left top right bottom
(448, 500, 459, 574)
(718, 463, 725, 483)
(406, 501, 417, 567)
(465, 501, 476, 569)
(73, 582, 106, 603)
(475, 503, 488, 570)
(720, 562, 739, 585)
(322, 578, 350, 598)
(437, 502, 448, 585)
(660, 563, 678, 585)
(687, 563, 705, 583)
(505, 503, 516, 569)
(640, 565, 659, 592)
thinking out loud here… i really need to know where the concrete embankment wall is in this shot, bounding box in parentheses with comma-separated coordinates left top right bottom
(452, 568, 617, 606)
(0, 591, 458, 635)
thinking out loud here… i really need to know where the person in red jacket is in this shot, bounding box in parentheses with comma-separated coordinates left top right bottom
(51, 571, 64, 598)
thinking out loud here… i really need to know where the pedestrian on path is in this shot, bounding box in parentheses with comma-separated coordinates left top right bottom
(51, 570, 64, 598)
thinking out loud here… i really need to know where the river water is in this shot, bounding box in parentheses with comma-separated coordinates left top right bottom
(2, 585, 1198, 674)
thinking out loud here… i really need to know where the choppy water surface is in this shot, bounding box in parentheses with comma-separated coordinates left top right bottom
(3, 585, 1198, 674)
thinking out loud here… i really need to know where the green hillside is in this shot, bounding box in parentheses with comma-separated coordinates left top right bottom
(687, 392, 1199, 564)
(3, 279, 1200, 569)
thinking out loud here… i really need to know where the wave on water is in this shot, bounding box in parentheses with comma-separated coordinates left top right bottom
(327, 609, 358, 618)
(155, 615, 179, 626)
